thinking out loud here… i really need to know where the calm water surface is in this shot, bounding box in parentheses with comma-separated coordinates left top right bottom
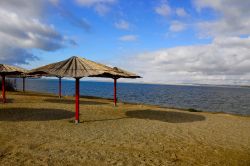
(15, 78, 250, 115)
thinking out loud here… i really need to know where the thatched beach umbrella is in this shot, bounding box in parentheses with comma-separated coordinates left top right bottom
(91, 67, 141, 106)
(28, 56, 118, 123)
(0, 64, 27, 103)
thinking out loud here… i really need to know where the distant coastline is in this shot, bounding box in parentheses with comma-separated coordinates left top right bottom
(19, 77, 250, 89)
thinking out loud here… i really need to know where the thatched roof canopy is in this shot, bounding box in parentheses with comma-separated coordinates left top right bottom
(28, 56, 117, 78)
(112, 67, 141, 78)
(0, 64, 27, 76)
(28, 56, 141, 80)
(91, 67, 141, 79)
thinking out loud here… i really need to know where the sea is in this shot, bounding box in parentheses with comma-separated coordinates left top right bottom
(14, 78, 250, 116)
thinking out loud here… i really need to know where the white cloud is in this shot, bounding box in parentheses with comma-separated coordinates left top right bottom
(123, 36, 250, 85)
(155, 2, 171, 17)
(114, 20, 130, 30)
(75, 0, 116, 6)
(194, 0, 250, 37)
(123, 0, 250, 85)
(0, 0, 74, 65)
(75, 0, 116, 15)
(49, 0, 59, 5)
(119, 35, 137, 41)
(94, 3, 110, 15)
(169, 21, 186, 32)
(176, 8, 188, 17)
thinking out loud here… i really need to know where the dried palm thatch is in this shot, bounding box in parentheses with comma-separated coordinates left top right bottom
(91, 67, 141, 79)
(28, 56, 116, 78)
(28, 56, 141, 79)
(112, 67, 141, 78)
(0, 64, 27, 76)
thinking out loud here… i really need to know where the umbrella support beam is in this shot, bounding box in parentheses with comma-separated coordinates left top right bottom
(75, 78, 80, 124)
(114, 78, 117, 107)
(1, 75, 5, 103)
(59, 77, 62, 98)
(22, 77, 25, 92)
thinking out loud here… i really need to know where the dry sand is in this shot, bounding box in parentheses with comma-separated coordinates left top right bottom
(0, 91, 249, 166)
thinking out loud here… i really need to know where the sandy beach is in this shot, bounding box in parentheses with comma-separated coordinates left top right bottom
(0, 91, 249, 165)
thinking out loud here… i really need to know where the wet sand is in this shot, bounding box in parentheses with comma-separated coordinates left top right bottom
(0, 91, 249, 165)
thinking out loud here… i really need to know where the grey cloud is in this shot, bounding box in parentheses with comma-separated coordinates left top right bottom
(0, 9, 66, 50)
(0, 0, 44, 18)
(0, 0, 77, 65)
(0, 44, 38, 65)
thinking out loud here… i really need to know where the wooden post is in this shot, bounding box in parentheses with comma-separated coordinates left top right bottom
(75, 78, 80, 124)
(114, 78, 117, 106)
(59, 77, 62, 98)
(22, 77, 25, 92)
(1, 75, 6, 103)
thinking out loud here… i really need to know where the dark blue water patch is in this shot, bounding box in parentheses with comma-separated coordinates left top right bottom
(12, 78, 250, 115)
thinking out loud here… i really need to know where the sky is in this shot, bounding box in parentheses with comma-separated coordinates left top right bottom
(0, 0, 250, 85)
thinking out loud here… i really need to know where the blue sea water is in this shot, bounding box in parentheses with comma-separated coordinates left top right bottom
(14, 78, 250, 115)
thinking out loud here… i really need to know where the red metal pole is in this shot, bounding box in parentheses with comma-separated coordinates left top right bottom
(114, 78, 117, 106)
(59, 77, 62, 98)
(75, 78, 80, 124)
(2, 75, 6, 103)
(22, 77, 25, 92)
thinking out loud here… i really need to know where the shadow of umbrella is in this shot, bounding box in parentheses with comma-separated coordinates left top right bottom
(0, 108, 74, 121)
(1, 98, 14, 103)
(44, 98, 109, 105)
(126, 109, 206, 123)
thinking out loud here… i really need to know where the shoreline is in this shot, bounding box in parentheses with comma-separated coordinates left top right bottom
(15, 77, 250, 88)
(12, 79, 250, 116)
(12, 90, 250, 117)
